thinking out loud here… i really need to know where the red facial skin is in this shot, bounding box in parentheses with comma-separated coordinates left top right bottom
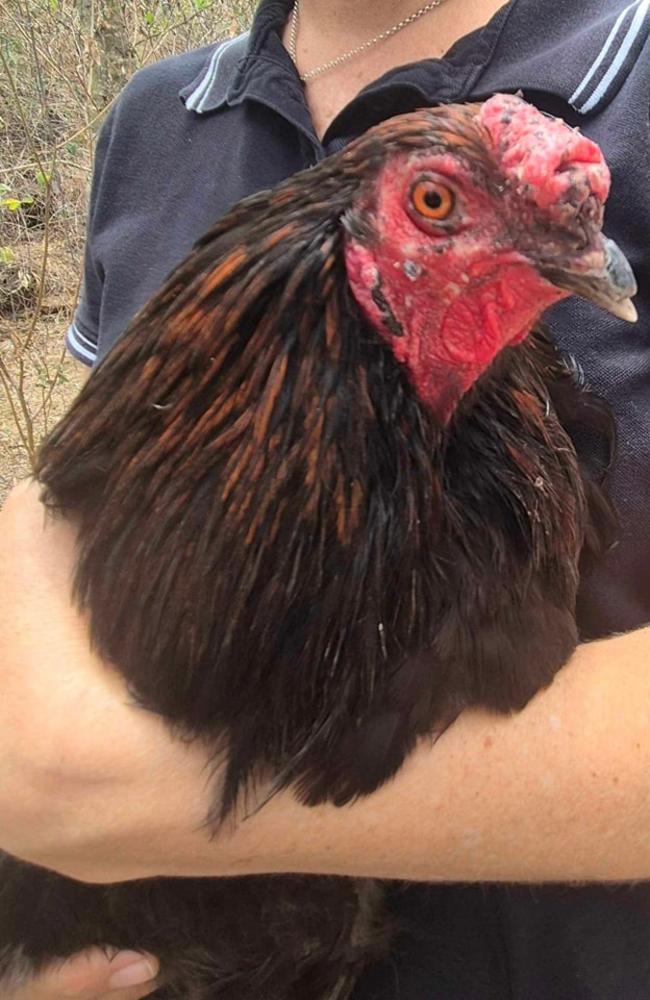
(344, 95, 611, 423)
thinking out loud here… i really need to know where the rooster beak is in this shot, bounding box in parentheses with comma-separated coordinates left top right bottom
(540, 237, 638, 323)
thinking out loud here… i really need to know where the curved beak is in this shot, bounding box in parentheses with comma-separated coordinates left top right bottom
(539, 237, 638, 323)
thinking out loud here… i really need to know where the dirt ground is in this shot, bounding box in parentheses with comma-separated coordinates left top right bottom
(0, 325, 83, 502)
(0, 233, 84, 503)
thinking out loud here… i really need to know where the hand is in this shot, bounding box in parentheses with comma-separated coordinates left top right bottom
(7, 948, 159, 999)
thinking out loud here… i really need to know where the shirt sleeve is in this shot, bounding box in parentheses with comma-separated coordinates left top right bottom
(64, 106, 117, 367)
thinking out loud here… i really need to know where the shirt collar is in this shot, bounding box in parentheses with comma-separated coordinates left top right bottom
(179, 0, 650, 122)
(180, 33, 251, 113)
(179, 1, 299, 114)
(472, 0, 650, 115)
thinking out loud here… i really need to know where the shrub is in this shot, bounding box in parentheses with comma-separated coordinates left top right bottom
(0, 0, 256, 497)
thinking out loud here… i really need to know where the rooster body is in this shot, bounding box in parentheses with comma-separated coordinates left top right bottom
(0, 96, 634, 998)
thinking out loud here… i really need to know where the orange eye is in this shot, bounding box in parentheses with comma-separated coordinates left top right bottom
(410, 180, 455, 221)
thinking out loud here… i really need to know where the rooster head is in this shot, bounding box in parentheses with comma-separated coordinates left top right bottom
(344, 94, 637, 421)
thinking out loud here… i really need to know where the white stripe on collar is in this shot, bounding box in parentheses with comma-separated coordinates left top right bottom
(570, 0, 650, 111)
(185, 32, 250, 113)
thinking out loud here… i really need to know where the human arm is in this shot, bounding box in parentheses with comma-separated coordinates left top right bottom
(75, 360, 92, 386)
(0, 478, 648, 886)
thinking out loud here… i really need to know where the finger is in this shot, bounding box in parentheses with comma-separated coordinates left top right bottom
(11, 948, 160, 999)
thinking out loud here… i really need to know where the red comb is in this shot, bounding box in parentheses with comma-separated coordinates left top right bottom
(479, 94, 610, 221)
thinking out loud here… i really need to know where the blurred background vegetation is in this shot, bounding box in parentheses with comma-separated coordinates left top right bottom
(0, 0, 257, 499)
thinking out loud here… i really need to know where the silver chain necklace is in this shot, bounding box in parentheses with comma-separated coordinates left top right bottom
(289, 0, 445, 83)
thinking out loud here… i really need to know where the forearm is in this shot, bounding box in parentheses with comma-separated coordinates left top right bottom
(0, 480, 648, 884)
(225, 628, 649, 882)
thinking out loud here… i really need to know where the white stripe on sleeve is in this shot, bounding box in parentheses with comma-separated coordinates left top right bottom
(66, 322, 97, 364)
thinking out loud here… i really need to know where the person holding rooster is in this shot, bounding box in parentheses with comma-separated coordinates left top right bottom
(1, 0, 649, 997)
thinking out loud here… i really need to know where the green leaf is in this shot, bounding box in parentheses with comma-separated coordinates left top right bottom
(144, 10, 154, 25)
(36, 170, 51, 188)
(1, 198, 23, 212)
(49, 0, 59, 12)
(65, 142, 79, 156)
(0, 247, 16, 264)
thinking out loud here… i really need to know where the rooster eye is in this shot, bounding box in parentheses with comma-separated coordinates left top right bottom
(410, 180, 455, 221)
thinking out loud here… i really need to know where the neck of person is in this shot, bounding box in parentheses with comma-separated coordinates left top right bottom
(295, 0, 432, 42)
(282, 0, 509, 139)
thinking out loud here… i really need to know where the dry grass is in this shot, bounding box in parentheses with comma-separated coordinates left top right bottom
(0, 235, 82, 498)
(0, 0, 257, 501)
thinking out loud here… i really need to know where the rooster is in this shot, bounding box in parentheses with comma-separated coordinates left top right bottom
(0, 95, 636, 1000)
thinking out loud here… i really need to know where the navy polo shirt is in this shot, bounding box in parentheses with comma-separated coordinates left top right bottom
(66, 1, 650, 997)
